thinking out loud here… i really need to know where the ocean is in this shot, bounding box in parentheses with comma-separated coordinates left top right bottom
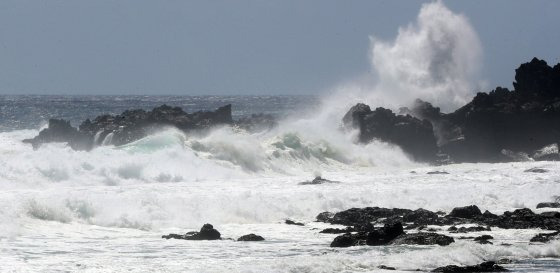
(0, 95, 559, 272)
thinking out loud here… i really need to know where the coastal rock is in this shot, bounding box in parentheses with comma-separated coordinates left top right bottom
(24, 104, 233, 150)
(448, 205, 482, 219)
(330, 233, 361, 248)
(529, 231, 559, 243)
(390, 232, 455, 246)
(237, 234, 265, 241)
(432, 261, 508, 272)
(536, 202, 560, 208)
(299, 176, 340, 185)
(343, 104, 438, 162)
(366, 222, 405, 245)
(480, 208, 560, 230)
(162, 224, 221, 240)
(318, 207, 413, 226)
(285, 219, 305, 226)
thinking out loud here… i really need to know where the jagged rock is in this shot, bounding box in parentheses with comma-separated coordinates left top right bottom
(24, 104, 233, 150)
(285, 219, 304, 226)
(402, 208, 440, 225)
(530, 231, 559, 243)
(448, 205, 482, 219)
(448, 226, 491, 233)
(343, 104, 438, 162)
(317, 207, 413, 226)
(162, 223, 221, 240)
(536, 202, 560, 208)
(316, 212, 334, 222)
(319, 227, 354, 234)
(432, 261, 508, 272)
(237, 234, 265, 241)
(480, 208, 560, 230)
(390, 232, 455, 246)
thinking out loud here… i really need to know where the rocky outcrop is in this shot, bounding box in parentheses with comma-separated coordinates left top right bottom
(448, 205, 482, 219)
(330, 222, 406, 247)
(536, 202, 560, 208)
(299, 176, 340, 185)
(390, 232, 454, 246)
(432, 261, 508, 272)
(343, 104, 438, 162)
(162, 223, 221, 240)
(530, 231, 559, 243)
(24, 104, 233, 150)
(347, 58, 560, 163)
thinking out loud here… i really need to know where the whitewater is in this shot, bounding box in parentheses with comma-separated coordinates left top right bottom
(1, 2, 559, 272)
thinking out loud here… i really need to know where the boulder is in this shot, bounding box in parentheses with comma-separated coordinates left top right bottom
(237, 234, 265, 241)
(448, 205, 482, 219)
(162, 223, 221, 240)
(530, 231, 559, 243)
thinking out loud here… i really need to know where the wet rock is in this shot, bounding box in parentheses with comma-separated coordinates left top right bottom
(319, 227, 354, 234)
(448, 205, 482, 219)
(529, 231, 559, 243)
(366, 223, 405, 246)
(524, 167, 548, 173)
(427, 171, 449, 174)
(536, 202, 560, 208)
(315, 212, 334, 223)
(402, 208, 440, 225)
(299, 176, 340, 185)
(24, 104, 233, 150)
(481, 208, 560, 230)
(330, 233, 361, 248)
(237, 234, 265, 241)
(432, 261, 508, 272)
(343, 104, 438, 162)
(474, 235, 494, 241)
(318, 207, 412, 226)
(162, 223, 221, 240)
(449, 226, 491, 233)
(390, 232, 455, 246)
(378, 265, 396, 270)
(285, 219, 305, 226)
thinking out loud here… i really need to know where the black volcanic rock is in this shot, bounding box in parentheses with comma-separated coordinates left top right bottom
(285, 219, 304, 226)
(529, 231, 559, 243)
(536, 202, 560, 208)
(366, 222, 405, 246)
(237, 234, 265, 241)
(390, 232, 454, 246)
(432, 261, 507, 272)
(343, 104, 438, 162)
(448, 205, 482, 219)
(24, 104, 233, 150)
(480, 208, 560, 230)
(318, 207, 413, 226)
(162, 223, 221, 240)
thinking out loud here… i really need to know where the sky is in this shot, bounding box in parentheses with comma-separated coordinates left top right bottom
(0, 0, 559, 95)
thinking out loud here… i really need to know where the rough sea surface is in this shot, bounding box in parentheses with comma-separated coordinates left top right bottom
(0, 95, 559, 272)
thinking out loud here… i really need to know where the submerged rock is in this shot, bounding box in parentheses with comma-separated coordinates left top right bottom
(530, 231, 560, 243)
(237, 234, 265, 241)
(285, 219, 305, 226)
(299, 176, 340, 185)
(432, 261, 508, 272)
(448, 205, 482, 219)
(162, 223, 221, 240)
(390, 232, 455, 246)
(536, 202, 560, 208)
(524, 167, 548, 173)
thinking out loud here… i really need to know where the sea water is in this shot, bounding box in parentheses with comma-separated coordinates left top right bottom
(0, 95, 559, 272)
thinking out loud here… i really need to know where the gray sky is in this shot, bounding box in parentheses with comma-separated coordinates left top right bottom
(0, 0, 559, 95)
